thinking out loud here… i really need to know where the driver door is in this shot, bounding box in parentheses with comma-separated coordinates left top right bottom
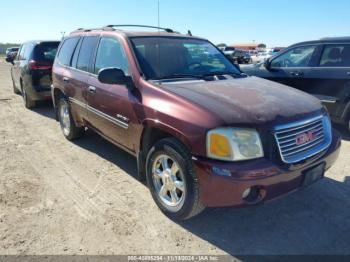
(268, 45, 318, 90)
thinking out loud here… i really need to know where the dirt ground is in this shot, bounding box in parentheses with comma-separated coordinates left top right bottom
(0, 59, 349, 257)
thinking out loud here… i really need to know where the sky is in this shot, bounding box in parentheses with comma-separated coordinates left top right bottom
(1, 0, 350, 47)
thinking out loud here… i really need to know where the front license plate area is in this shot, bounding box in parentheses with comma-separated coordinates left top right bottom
(302, 163, 325, 187)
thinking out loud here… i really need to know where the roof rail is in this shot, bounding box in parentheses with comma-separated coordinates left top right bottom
(71, 27, 115, 34)
(104, 24, 175, 33)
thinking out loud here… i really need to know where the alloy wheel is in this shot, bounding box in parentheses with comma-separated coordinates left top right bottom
(152, 154, 186, 212)
(59, 101, 71, 136)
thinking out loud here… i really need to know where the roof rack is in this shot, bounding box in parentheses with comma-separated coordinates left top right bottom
(71, 24, 179, 35)
(71, 27, 115, 34)
(104, 24, 175, 33)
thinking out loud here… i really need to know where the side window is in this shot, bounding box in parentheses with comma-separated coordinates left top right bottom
(319, 44, 350, 67)
(271, 46, 316, 68)
(94, 37, 129, 75)
(23, 43, 34, 60)
(57, 37, 80, 66)
(76, 36, 99, 72)
(18, 45, 26, 60)
(71, 38, 83, 68)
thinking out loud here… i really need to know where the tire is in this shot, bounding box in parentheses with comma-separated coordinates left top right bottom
(11, 75, 20, 95)
(57, 97, 84, 140)
(146, 138, 205, 220)
(21, 83, 36, 109)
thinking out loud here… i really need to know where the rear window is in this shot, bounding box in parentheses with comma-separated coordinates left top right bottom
(57, 37, 80, 66)
(33, 42, 60, 62)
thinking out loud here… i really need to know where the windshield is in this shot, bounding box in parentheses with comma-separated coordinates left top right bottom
(130, 37, 241, 79)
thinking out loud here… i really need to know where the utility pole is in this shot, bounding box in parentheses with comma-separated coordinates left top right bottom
(60, 31, 66, 40)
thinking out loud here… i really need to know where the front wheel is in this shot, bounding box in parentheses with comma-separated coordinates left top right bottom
(146, 138, 205, 220)
(58, 97, 84, 140)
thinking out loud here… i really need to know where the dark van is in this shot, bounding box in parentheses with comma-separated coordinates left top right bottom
(7, 41, 60, 108)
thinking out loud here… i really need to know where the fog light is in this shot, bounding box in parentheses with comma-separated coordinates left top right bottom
(242, 188, 252, 199)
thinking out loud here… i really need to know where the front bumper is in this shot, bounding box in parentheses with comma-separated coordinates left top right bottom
(193, 129, 341, 208)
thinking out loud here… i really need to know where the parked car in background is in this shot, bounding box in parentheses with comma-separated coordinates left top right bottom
(254, 51, 272, 63)
(241, 37, 350, 132)
(51, 25, 340, 220)
(6, 40, 60, 108)
(5, 47, 19, 59)
(223, 48, 252, 64)
(222, 46, 235, 56)
(232, 49, 252, 64)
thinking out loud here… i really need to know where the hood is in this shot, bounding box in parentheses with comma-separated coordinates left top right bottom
(160, 76, 322, 126)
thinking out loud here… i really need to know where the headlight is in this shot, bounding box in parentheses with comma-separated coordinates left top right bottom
(207, 128, 264, 161)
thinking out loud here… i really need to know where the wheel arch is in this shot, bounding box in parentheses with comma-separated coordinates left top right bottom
(52, 87, 67, 121)
(137, 119, 192, 181)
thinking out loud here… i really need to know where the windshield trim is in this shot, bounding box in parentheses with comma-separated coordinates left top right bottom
(128, 35, 241, 80)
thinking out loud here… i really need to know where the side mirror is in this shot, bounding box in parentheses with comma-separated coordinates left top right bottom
(98, 68, 133, 88)
(264, 58, 271, 70)
(5, 57, 14, 64)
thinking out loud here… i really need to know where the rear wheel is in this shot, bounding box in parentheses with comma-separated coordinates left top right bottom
(11, 76, 20, 95)
(146, 138, 205, 220)
(58, 97, 84, 140)
(21, 83, 36, 109)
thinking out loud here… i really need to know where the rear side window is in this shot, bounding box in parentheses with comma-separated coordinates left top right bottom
(23, 43, 35, 60)
(319, 44, 350, 67)
(57, 37, 80, 66)
(94, 37, 129, 74)
(76, 36, 99, 72)
(33, 42, 60, 62)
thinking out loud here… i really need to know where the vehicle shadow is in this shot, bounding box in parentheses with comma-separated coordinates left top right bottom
(31, 101, 56, 119)
(178, 176, 350, 255)
(72, 129, 140, 181)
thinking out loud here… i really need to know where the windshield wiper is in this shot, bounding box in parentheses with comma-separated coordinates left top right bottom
(203, 71, 243, 77)
(152, 72, 244, 81)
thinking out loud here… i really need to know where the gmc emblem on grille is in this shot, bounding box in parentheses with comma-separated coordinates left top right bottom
(295, 130, 317, 145)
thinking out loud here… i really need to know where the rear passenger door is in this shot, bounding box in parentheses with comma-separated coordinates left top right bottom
(87, 36, 136, 151)
(305, 44, 350, 119)
(54, 37, 86, 121)
(69, 35, 100, 123)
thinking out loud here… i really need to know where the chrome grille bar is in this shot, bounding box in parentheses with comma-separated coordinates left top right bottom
(274, 115, 332, 164)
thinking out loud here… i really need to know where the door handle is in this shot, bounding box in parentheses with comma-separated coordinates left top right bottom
(291, 71, 304, 77)
(88, 86, 96, 94)
(347, 72, 350, 76)
(63, 77, 70, 83)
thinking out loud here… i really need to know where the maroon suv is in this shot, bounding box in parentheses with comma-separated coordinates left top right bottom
(51, 25, 341, 220)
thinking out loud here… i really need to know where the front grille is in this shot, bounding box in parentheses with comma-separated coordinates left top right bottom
(274, 115, 332, 164)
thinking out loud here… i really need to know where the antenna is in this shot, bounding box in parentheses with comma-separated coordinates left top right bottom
(157, 0, 160, 30)
(60, 31, 66, 39)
